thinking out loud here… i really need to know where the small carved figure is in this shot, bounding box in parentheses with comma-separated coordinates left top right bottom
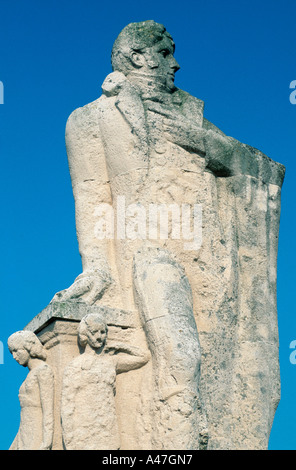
(61, 313, 149, 450)
(8, 331, 54, 450)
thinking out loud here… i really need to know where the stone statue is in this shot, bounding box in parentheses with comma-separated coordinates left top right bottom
(49, 20, 285, 449)
(61, 313, 150, 450)
(8, 331, 54, 450)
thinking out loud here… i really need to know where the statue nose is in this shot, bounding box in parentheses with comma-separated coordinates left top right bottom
(172, 58, 180, 72)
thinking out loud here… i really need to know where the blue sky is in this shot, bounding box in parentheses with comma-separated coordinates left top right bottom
(0, 0, 295, 450)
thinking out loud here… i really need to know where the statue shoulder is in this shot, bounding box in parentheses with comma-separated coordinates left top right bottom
(66, 96, 105, 135)
(66, 71, 128, 135)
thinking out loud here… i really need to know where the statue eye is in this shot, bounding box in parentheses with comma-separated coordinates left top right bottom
(160, 49, 169, 57)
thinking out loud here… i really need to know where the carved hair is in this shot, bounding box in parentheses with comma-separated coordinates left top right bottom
(8, 330, 47, 361)
(111, 20, 174, 75)
(78, 313, 108, 348)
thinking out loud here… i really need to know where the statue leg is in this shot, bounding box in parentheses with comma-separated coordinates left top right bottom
(133, 245, 208, 450)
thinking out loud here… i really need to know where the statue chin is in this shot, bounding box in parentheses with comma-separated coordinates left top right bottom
(166, 75, 176, 90)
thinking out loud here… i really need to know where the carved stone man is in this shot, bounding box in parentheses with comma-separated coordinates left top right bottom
(52, 21, 285, 449)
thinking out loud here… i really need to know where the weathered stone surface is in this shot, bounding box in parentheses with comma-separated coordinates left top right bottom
(61, 313, 149, 450)
(24, 300, 136, 332)
(8, 331, 54, 450)
(133, 245, 208, 450)
(51, 20, 284, 450)
(9, 20, 285, 450)
(23, 302, 140, 450)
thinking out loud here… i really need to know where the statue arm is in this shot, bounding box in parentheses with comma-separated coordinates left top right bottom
(180, 92, 283, 182)
(204, 128, 285, 184)
(202, 116, 285, 184)
(105, 342, 150, 374)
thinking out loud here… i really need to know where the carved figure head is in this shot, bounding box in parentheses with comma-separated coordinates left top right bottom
(8, 330, 46, 367)
(78, 313, 108, 350)
(111, 20, 180, 90)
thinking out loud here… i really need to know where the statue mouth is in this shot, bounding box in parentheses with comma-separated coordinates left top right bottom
(167, 73, 175, 82)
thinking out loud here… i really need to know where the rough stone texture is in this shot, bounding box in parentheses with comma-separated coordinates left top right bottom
(133, 246, 208, 450)
(8, 331, 54, 450)
(23, 302, 141, 450)
(60, 313, 149, 450)
(9, 20, 285, 450)
(25, 300, 135, 332)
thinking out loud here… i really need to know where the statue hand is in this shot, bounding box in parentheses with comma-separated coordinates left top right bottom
(146, 103, 207, 154)
(51, 269, 112, 305)
(163, 116, 207, 155)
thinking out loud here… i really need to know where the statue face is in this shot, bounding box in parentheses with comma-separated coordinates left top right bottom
(86, 322, 107, 350)
(10, 346, 30, 367)
(133, 36, 180, 90)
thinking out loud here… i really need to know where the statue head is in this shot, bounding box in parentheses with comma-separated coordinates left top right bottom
(78, 313, 108, 350)
(8, 330, 46, 367)
(111, 20, 180, 90)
